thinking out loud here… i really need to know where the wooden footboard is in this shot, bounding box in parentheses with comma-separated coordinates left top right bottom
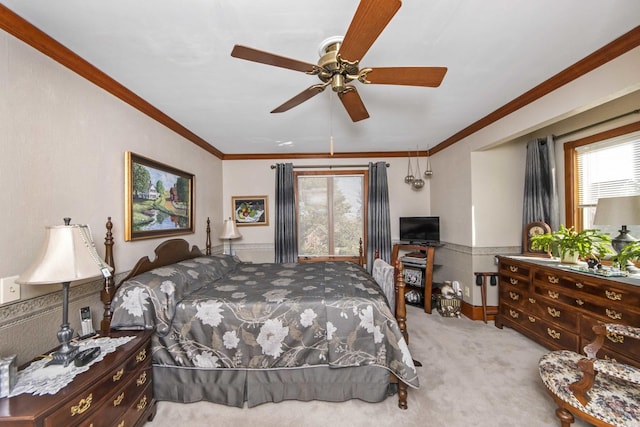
(394, 260, 409, 409)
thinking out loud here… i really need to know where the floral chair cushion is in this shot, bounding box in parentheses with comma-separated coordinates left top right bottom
(539, 350, 640, 427)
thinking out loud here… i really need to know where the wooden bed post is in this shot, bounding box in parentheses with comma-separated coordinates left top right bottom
(100, 217, 115, 335)
(206, 217, 212, 255)
(394, 259, 408, 409)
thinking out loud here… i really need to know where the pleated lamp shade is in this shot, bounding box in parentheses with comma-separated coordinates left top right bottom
(18, 224, 112, 285)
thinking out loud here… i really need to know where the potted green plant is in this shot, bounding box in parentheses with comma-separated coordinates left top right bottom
(613, 240, 640, 271)
(530, 224, 613, 264)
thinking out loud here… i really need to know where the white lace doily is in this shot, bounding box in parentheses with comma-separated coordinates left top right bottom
(9, 336, 136, 397)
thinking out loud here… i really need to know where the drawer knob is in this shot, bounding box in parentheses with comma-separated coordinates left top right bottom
(548, 275, 559, 284)
(509, 278, 518, 285)
(548, 290, 559, 299)
(137, 371, 147, 386)
(137, 395, 148, 411)
(136, 348, 147, 363)
(605, 290, 622, 301)
(71, 393, 93, 416)
(528, 316, 536, 323)
(575, 299, 584, 306)
(112, 368, 124, 382)
(604, 355, 619, 363)
(509, 266, 518, 273)
(606, 332, 625, 344)
(606, 309, 622, 320)
(528, 298, 536, 304)
(117, 421, 125, 427)
(547, 307, 561, 318)
(113, 392, 125, 407)
(547, 328, 561, 340)
(509, 309, 519, 319)
(509, 292, 519, 301)
(575, 282, 584, 289)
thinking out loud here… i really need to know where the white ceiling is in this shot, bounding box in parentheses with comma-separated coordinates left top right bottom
(3, 0, 640, 156)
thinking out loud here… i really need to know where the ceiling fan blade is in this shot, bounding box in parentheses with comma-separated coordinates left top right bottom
(338, 87, 370, 122)
(339, 0, 402, 63)
(362, 66, 448, 87)
(231, 45, 319, 73)
(271, 84, 327, 113)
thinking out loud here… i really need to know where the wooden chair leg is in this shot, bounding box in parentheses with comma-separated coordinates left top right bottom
(556, 407, 575, 427)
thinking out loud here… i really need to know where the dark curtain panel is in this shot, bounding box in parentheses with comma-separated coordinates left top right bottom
(523, 135, 559, 230)
(274, 163, 298, 263)
(367, 162, 392, 271)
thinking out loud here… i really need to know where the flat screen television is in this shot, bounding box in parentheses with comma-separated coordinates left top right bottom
(399, 216, 440, 245)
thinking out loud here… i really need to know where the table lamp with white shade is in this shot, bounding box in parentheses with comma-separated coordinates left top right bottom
(17, 218, 113, 367)
(220, 217, 241, 255)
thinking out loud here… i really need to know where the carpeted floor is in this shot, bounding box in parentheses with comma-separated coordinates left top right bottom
(147, 305, 589, 427)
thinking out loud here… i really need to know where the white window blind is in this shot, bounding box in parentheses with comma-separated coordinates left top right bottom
(576, 131, 640, 232)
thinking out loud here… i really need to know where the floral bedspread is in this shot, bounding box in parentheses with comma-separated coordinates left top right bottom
(110, 256, 419, 388)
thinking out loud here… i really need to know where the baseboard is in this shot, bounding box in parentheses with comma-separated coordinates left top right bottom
(460, 301, 498, 322)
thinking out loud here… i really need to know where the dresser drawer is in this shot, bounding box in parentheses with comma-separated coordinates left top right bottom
(499, 260, 530, 281)
(527, 295, 579, 332)
(499, 285, 528, 308)
(499, 303, 579, 351)
(534, 269, 640, 307)
(79, 368, 152, 427)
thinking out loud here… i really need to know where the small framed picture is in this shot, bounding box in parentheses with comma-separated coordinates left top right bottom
(232, 196, 269, 226)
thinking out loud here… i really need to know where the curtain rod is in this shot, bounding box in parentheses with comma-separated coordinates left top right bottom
(555, 108, 640, 140)
(270, 163, 389, 169)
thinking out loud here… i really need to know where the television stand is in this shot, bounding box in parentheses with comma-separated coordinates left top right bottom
(391, 243, 435, 314)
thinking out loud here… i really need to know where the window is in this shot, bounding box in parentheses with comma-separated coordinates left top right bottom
(566, 125, 640, 237)
(295, 170, 367, 260)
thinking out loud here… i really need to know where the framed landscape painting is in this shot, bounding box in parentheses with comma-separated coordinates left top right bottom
(232, 196, 268, 226)
(125, 152, 195, 241)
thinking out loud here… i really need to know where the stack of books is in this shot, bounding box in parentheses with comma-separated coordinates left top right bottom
(401, 251, 427, 268)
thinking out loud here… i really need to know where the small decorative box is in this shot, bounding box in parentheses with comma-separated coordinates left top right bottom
(0, 354, 17, 397)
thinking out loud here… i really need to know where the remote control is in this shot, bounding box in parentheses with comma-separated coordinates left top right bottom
(74, 347, 101, 367)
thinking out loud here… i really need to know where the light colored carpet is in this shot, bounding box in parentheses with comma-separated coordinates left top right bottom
(147, 305, 589, 427)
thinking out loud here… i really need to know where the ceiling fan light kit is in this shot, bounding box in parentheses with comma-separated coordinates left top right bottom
(230, 0, 447, 122)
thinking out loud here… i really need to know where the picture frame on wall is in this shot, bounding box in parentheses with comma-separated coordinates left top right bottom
(125, 151, 195, 241)
(232, 195, 269, 226)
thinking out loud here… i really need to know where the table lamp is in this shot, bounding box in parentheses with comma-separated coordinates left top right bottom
(593, 196, 640, 253)
(219, 217, 241, 255)
(17, 218, 113, 367)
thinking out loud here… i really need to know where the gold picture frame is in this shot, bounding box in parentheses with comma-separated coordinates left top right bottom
(232, 195, 269, 226)
(125, 152, 195, 241)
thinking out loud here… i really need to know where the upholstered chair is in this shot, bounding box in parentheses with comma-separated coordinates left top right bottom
(538, 324, 640, 427)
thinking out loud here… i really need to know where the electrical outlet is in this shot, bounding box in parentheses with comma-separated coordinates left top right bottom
(464, 286, 470, 297)
(0, 275, 21, 304)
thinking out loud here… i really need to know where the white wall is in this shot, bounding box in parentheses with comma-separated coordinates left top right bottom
(221, 157, 435, 262)
(0, 30, 222, 363)
(432, 46, 640, 306)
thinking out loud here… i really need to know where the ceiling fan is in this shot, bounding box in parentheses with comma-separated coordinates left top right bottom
(230, 0, 447, 122)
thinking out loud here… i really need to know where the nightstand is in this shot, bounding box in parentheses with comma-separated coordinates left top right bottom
(0, 330, 156, 426)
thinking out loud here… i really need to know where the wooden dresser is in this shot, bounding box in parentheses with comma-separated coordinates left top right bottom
(495, 256, 640, 368)
(0, 331, 156, 426)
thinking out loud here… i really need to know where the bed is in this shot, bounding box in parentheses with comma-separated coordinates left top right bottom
(99, 218, 418, 409)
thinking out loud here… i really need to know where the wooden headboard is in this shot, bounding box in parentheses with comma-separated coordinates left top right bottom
(99, 217, 212, 333)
